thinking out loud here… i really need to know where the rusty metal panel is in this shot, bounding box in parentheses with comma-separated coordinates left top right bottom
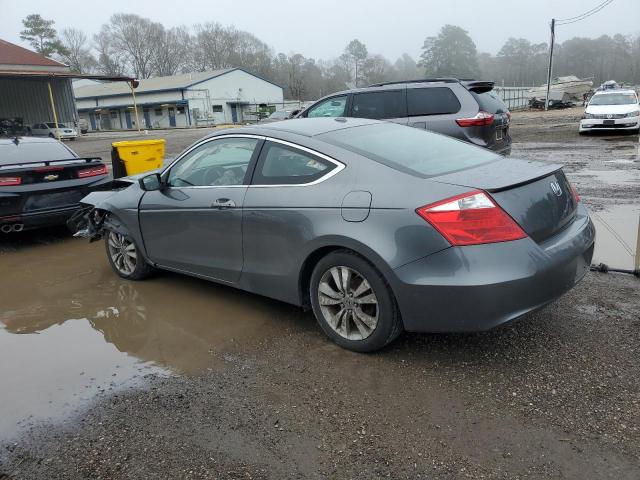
(0, 77, 78, 125)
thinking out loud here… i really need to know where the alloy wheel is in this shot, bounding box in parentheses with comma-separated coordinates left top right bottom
(317, 266, 379, 340)
(107, 231, 138, 276)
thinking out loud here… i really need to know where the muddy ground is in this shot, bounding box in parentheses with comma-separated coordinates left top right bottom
(0, 110, 639, 479)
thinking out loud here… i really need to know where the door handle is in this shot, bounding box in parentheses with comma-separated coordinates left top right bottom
(212, 198, 236, 209)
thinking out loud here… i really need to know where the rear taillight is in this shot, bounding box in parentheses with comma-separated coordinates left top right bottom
(416, 191, 527, 246)
(77, 164, 108, 178)
(570, 183, 580, 203)
(455, 111, 494, 127)
(0, 176, 22, 186)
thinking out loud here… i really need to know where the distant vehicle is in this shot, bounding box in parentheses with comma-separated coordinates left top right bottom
(296, 78, 512, 155)
(74, 118, 593, 352)
(0, 137, 109, 232)
(260, 109, 300, 124)
(31, 122, 78, 140)
(527, 75, 594, 102)
(579, 90, 640, 134)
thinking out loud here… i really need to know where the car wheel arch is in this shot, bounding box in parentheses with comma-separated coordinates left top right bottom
(297, 238, 399, 311)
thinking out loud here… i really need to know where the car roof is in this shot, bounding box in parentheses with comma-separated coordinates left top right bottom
(0, 136, 60, 146)
(210, 117, 382, 138)
(593, 89, 637, 96)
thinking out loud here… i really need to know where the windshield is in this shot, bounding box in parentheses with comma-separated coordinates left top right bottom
(318, 123, 499, 178)
(46, 123, 67, 128)
(269, 111, 289, 119)
(589, 93, 638, 106)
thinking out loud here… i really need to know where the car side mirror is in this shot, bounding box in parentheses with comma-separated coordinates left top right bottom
(139, 173, 163, 191)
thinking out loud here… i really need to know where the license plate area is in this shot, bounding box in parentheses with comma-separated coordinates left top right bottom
(603, 119, 615, 125)
(23, 190, 84, 212)
(496, 128, 504, 141)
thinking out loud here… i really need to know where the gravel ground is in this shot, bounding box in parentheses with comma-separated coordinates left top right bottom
(1, 110, 639, 479)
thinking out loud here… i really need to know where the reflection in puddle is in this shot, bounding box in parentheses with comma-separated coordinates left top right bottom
(590, 204, 639, 269)
(0, 235, 309, 439)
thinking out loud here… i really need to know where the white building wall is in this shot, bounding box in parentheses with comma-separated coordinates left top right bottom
(75, 69, 284, 130)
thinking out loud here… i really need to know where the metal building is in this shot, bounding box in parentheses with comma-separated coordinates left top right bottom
(73, 68, 285, 131)
(0, 38, 132, 135)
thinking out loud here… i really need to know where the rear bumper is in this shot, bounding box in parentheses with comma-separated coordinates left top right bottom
(579, 118, 639, 131)
(391, 205, 595, 332)
(0, 206, 79, 230)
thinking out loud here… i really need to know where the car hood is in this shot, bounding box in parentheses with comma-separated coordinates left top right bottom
(586, 104, 639, 114)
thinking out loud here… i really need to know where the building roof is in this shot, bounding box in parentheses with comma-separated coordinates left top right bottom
(0, 38, 67, 71)
(74, 69, 237, 98)
(74, 68, 283, 99)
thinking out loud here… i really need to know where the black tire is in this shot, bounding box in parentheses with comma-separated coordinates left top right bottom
(104, 229, 155, 280)
(48, 133, 54, 138)
(310, 250, 402, 352)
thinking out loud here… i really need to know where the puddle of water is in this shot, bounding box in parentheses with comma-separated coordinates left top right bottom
(590, 204, 639, 269)
(0, 234, 308, 439)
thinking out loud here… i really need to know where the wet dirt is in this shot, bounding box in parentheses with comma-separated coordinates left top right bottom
(1, 115, 640, 479)
(0, 228, 308, 440)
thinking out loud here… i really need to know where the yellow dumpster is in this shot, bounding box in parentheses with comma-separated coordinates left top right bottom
(111, 139, 165, 178)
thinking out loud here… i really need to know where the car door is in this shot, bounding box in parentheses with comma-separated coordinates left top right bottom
(348, 89, 408, 125)
(139, 135, 263, 283)
(241, 139, 345, 303)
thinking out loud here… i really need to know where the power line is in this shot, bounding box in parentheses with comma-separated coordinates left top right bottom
(556, 0, 614, 25)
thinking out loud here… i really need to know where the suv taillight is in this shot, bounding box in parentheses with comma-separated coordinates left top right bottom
(455, 111, 494, 127)
(0, 176, 22, 186)
(77, 165, 108, 178)
(416, 191, 527, 246)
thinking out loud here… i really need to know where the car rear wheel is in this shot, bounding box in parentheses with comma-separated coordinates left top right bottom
(105, 230, 155, 280)
(310, 250, 402, 352)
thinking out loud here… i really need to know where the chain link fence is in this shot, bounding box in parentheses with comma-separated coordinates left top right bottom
(493, 86, 533, 110)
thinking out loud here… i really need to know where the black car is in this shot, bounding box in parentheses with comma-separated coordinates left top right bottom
(296, 78, 512, 155)
(0, 137, 110, 232)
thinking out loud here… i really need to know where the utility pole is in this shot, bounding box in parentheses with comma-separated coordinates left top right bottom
(544, 18, 556, 111)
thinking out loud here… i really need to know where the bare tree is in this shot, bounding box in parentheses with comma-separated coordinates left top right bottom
(93, 26, 127, 76)
(105, 13, 164, 78)
(58, 28, 96, 73)
(152, 27, 191, 76)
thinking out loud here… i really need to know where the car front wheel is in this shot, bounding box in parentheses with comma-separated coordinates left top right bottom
(105, 230, 155, 280)
(310, 250, 402, 352)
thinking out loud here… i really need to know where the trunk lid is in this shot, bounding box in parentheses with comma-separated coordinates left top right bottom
(433, 158, 577, 243)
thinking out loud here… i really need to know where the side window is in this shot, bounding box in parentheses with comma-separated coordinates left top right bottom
(167, 137, 259, 187)
(407, 87, 461, 116)
(307, 95, 348, 118)
(351, 90, 406, 119)
(252, 142, 336, 185)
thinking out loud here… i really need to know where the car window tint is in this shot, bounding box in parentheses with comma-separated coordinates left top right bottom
(351, 90, 406, 119)
(307, 96, 347, 118)
(319, 123, 498, 178)
(470, 90, 508, 113)
(253, 142, 334, 185)
(407, 87, 461, 116)
(0, 141, 77, 164)
(167, 138, 258, 187)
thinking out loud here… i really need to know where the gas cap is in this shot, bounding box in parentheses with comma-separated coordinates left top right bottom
(341, 191, 372, 222)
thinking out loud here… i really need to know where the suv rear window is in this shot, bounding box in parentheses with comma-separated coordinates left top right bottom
(407, 87, 461, 116)
(319, 123, 498, 178)
(351, 90, 406, 119)
(469, 90, 508, 113)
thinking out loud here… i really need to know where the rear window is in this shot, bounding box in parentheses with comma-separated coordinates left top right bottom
(351, 90, 406, 119)
(469, 90, 508, 113)
(407, 87, 461, 116)
(318, 123, 499, 178)
(0, 141, 77, 165)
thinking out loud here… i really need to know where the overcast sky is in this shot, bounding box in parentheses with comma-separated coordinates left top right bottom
(1, 0, 637, 60)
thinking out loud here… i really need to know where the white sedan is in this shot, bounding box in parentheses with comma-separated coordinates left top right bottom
(579, 90, 640, 134)
(31, 122, 78, 140)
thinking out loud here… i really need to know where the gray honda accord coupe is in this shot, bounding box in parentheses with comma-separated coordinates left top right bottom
(76, 118, 595, 352)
